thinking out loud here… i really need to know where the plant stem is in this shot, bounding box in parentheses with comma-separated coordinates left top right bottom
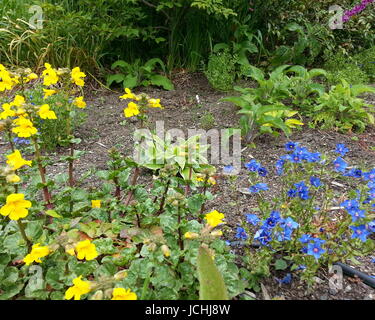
(17, 220, 31, 252)
(32, 137, 53, 210)
(124, 167, 140, 206)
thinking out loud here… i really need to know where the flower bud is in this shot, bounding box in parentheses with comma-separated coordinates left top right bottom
(90, 290, 103, 300)
(161, 245, 170, 257)
(184, 232, 199, 239)
(114, 270, 128, 280)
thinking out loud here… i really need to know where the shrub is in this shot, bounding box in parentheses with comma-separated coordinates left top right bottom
(205, 49, 236, 91)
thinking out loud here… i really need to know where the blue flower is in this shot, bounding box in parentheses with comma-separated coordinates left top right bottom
(310, 176, 322, 188)
(225, 240, 231, 246)
(347, 208, 366, 222)
(223, 165, 234, 174)
(368, 189, 375, 200)
(299, 234, 314, 244)
(341, 199, 360, 212)
(287, 188, 297, 198)
(368, 221, 375, 233)
(363, 169, 375, 181)
(13, 137, 31, 145)
(335, 143, 349, 156)
(235, 227, 248, 240)
(294, 181, 310, 200)
(333, 157, 348, 173)
(254, 229, 272, 246)
(275, 160, 284, 172)
(246, 214, 260, 226)
(307, 239, 326, 259)
(263, 211, 281, 229)
(368, 181, 375, 189)
(281, 217, 299, 230)
(249, 183, 269, 193)
(245, 160, 261, 172)
(257, 167, 268, 177)
(289, 153, 302, 163)
(350, 225, 370, 242)
(344, 168, 362, 178)
(285, 142, 298, 151)
(276, 273, 292, 285)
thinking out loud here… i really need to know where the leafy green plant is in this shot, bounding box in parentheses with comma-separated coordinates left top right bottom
(205, 49, 236, 91)
(107, 58, 174, 90)
(354, 47, 375, 81)
(312, 80, 375, 132)
(269, 22, 325, 67)
(283, 65, 327, 108)
(222, 65, 304, 142)
(325, 52, 370, 85)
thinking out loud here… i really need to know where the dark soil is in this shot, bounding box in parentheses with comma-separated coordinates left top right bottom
(1, 73, 374, 300)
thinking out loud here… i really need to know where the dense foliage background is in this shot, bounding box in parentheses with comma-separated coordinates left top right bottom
(0, 0, 374, 75)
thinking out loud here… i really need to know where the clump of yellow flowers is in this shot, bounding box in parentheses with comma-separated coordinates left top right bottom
(120, 88, 163, 125)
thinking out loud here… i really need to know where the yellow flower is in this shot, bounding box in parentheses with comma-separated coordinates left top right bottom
(184, 232, 199, 239)
(6, 149, 32, 170)
(6, 173, 21, 183)
(208, 177, 216, 185)
(26, 73, 38, 82)
(12, 117, 38, 138)
(71, 67, 86, 87)
(147, 98, 162, 108)
(66, 247, 76, 256)
(0, 68, 15, 92)
(111, 288, 137, 300)
(124, 102, 140, 118)
(43, 89, 57, 99)
(91, 200, 101, 208)
(75, 239, 98, 261)
(23, 243, 50, 265)
(65, 276, 91, 300)
(119, 88, 140, 101)
(42, 63, 59, 86)
(0, 103, 16, 120)
(74, 96, 86, 109)
(204, 210, 225, 228)
(0, 193, 31, 220)
(38, 104, 57, 120)
(10, 95, 25, 107)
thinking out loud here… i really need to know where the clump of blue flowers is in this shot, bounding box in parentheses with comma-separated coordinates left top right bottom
(239, 142, 375, 288)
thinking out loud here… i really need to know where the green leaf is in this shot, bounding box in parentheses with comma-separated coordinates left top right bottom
(275, 259, 288, 270)
(106, 74, 125, 87)
(46, 210, 62, 219)
(197, 245, 229, 300)
(122, 74, 138, 89)
(149, 74, 174, 90)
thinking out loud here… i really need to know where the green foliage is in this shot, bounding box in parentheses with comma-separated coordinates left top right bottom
(325, 52, 370, 85)
(107, 58, 174, 90)
(270, 22, 327, 67)
(222, 65, 304, 142)
(354, 47, 375, 81)
(205, 49, 236, 91)
(197, 245, 229, 300)
(200, 112, 216, 130)
(312, 80, 375, 132)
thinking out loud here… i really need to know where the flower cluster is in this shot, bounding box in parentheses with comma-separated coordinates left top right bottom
(343, 0, 374, 23)
(120, 88, 162, 121)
